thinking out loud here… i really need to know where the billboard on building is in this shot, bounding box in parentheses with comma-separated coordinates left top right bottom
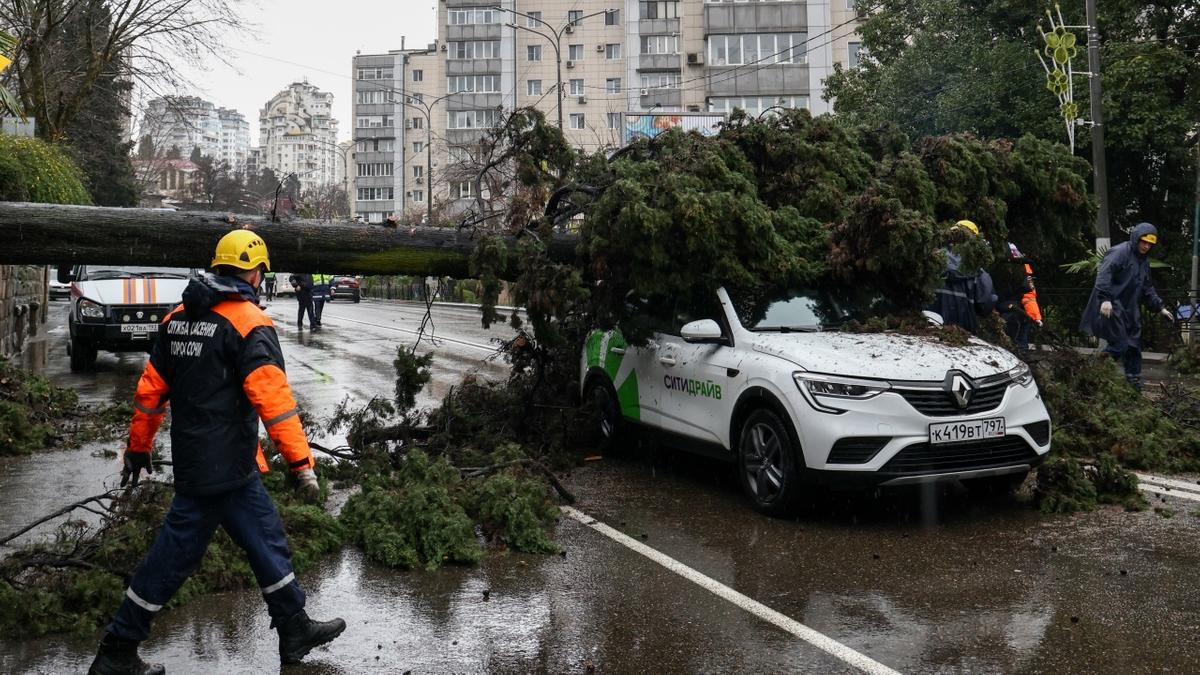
(622, 112, 725, 145)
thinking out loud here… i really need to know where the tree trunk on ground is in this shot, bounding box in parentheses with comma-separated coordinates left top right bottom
(0, 202, 577, 277)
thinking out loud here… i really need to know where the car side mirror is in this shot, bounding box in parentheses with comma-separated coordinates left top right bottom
(681, 319, 725, 344)
(56, 266, 76, 283)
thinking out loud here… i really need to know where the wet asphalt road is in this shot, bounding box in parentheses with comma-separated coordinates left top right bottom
(4, 298, 1200, 673)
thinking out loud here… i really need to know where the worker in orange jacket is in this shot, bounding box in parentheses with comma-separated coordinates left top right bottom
(88, 230, 345, 675)
(999, 242, 1042, 352)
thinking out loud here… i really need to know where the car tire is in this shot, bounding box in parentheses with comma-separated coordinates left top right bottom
(963, 470, 1029, 496)
(583, 378, 623, 454)
(69, 335, 97, 372)
(353, 295, 360, 303)
(738, 408, 803, 517)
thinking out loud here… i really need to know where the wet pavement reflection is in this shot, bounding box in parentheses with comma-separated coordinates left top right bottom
(4, 300, 1200, 672)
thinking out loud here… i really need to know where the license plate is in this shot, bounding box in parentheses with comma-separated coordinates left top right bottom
(120, 323, 159, 333)
(929, 417, 1005, 444)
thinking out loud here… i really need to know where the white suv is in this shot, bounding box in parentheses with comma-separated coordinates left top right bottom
(580, 286, 1051, 515)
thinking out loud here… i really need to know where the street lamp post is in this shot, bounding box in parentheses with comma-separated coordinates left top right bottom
(491, 6, 617, 130)
(397, 90, 468, 226)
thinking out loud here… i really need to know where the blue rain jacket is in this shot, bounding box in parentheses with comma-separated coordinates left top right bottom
(1079, 222, 1164, 347)
(931, 250, 997, 334)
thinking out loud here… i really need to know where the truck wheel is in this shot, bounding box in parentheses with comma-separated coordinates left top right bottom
(738, 408, 803, 517)
(69, 336, 97, 372)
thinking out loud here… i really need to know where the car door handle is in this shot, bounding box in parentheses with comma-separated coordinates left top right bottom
(610, 347, 625, 355)
(659, 356, 676, 366)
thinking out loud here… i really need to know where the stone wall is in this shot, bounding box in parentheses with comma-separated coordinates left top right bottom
(0, 265, 48, 358)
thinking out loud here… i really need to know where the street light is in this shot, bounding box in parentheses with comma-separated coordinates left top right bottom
(394, 90, 470, 226)
(490, 6, 618, 130)
(284, 129, 354, 220)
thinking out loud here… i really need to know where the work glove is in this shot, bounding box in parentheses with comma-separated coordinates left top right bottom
(1035, 320, 1043, 328)
(296, 468, 320, 503)
(1099, 301, 1113, 318)
(121, 450, 155, 487)
(1161, 308, 1176, 322)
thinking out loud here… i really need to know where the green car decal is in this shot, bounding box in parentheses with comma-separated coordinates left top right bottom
(585, 329, 640, 421)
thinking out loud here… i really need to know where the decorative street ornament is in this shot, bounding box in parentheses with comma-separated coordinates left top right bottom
(1036, 5, 1084, 152)
(0, 29, 24, 119)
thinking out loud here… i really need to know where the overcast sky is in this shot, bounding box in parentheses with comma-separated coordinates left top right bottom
(139, 1, 438, 146)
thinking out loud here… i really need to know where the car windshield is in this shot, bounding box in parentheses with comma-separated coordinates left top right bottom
(86, 266, 193, 280)
(729, 287, 893, 332)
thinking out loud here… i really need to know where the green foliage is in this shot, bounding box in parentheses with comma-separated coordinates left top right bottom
(0, 356, 80, 455)
(464, 451, 560, 554)
(62, 74, 138, 207)
(393, 347, 433, 411)
(1035, 458, 1097, 513)
(339, 450, 482, 570)
(0, 135, 92, 205)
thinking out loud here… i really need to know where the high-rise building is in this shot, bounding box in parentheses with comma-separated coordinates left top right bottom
(139, 96, 252, 172)
(352, 0, 861, 219)
(259, 81, 341, 194)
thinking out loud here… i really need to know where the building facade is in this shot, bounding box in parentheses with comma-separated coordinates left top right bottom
(259, 81, 341, 194)
(139, 96, 252, 172)
(352, 0, 860, 220)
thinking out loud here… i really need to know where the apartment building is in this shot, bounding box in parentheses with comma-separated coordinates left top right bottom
(259, 81, 341, 194)
(354, 0, 860, 218)
(217, 108, 252, 171)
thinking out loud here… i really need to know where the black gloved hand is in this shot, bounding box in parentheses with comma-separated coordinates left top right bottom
(121, 451, 155, 487)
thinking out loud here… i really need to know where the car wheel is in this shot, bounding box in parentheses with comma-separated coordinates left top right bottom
(738, 408, 802, 517)
(69, 335, 97, 372)
(963, 470, 1029, 496)
(583, 378, 623, 453)
(353, 294, 360, 303)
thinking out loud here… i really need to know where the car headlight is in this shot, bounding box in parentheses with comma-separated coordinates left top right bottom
(1008, 361, 1033, 387)
(794, 372, 890, 413)
(78, 298, 105, 319)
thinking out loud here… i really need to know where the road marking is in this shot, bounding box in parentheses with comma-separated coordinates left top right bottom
(560, 506, 902, 675)
(277, 307, 499, 354)
(1135, 473, 1200, 494)
(1139, 483, 1200, 503)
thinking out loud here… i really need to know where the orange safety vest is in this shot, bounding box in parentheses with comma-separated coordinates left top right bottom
(1020, 263, 1042, 322)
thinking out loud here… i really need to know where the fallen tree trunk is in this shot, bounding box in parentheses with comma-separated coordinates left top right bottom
(0, 202, 578, 277)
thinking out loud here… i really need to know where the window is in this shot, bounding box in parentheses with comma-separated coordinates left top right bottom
(527, 11, 542, 27)
(567, 9, 583, 25)
(708, 95, 809, 116)
(412, 190, 424, 203)
(569, 79, 584, 96)
(848, 42, 862, 68)
(357, 187, 395, 201)
(640, 35, 679, 55)
(412, 69, 424, 82)
(605, 9, 620, 25)
(355, 90, 389, 104)
(640, 1, 679, 19)
(606, 78, 622, 94)
(448, 145, 473, 163)
(528, 79, 542, 96)
(607, 112, 623, 129)
(641, 72, 681, 89)
(527, 45, 542, 61)
(447, 109, 500, 129)
(413, 141, 424, 153)
(411, 117, 424, 129)
(569, 113, 585, 129)
(448, 7, 500, 25)
(356, 67, 394, 79)
(408, 93, 424, 104)
(448, 40, 500, 60)
(448, 75, 501, 93)
(605, 43, 622, 59)
(707, 33, 808, 66)
(450, 181, 474, 199)
(357, 163, 394, 177)
(356, 115, 395, 128)
(568, 44, 583, 61)
(356, 138, 395, 152)
(413, 165, 423, 178)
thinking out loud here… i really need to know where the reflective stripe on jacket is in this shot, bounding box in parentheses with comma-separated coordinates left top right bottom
(128, 274, 314, 495)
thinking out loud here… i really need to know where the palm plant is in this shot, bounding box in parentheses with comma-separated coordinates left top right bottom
(0, 29, 23, 119)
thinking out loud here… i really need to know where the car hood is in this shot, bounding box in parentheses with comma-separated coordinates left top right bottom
(73, 277, 189, 306)
(750, 331, 1019, 381)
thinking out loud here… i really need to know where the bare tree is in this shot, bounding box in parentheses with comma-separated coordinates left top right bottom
(0, 0, 245, 140)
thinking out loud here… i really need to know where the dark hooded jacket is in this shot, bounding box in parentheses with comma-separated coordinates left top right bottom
(127, 273, 314, 495)
(1079, 222, 1164, 347)
(931, 250, 997, 334)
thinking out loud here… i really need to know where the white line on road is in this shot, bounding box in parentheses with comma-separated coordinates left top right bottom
(1139, 483, 1200, 503)
(1135, 473, 1200, 494)
(272, 307, 499, 354)
(560, 506, 902, 675)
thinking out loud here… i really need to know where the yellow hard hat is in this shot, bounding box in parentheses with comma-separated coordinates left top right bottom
(1140, 233, 1158, 244)
(211, 229, 271, 271)
(955, 219, 980, 236)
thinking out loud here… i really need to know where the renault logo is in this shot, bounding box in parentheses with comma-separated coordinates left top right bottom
(945, 371, 975, 409)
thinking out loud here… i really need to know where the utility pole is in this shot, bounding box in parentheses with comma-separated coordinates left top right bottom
(1085, 0, 1111, 251)
(1189, 131, 1200, 337)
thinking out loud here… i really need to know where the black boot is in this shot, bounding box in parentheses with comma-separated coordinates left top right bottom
(273, 609, 346, 664)
(87, 632, 165, 675)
